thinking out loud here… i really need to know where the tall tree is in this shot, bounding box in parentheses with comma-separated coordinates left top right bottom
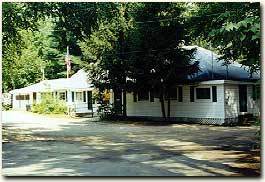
(187, 2, 260, 74)
(2, 2, 53, 92)
(79, 2, 199, 119)
(127, 3, 199, 119)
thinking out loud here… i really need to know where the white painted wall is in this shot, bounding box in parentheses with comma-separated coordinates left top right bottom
(12, 93, 31, 110)
(224, 84, 260, 118)
(12, 89, 100, 114)
(126, 84, 225, 119)
(247, 85, 260, 116)
(224, 84, 239, 118)
(66, 90, 99, 115)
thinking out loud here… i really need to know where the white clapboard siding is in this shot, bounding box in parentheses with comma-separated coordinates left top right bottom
(71, 102, 98, 114)
(224, 84, 239, 118)
(126, 84, 225, 119)
(12, 93, 31, 110)
(247, 85, 260, 116)
(224, 84, 260, 118)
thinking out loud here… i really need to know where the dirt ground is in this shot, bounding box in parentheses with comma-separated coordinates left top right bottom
(1, 111, 261, 176)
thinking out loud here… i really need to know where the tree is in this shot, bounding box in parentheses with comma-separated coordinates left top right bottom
(79, 3, 136, 116)
(79, 2, 199, 119)
(2, 30, 43, 91)
(187, 2, 260, 74)
(2, 2, 53, 92)
(125, 3, 199, 120)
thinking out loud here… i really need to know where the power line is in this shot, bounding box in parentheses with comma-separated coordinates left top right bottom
(37, 10, 238, 32)
(87, 47, 195, 58)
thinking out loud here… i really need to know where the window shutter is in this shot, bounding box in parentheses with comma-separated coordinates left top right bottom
(83, 91, 86, 102)
(72, 92, 75, 102)
(190, 86, 194, 102)
(178, 87, 183, 102)
(212, 86, 217, 102)
(150, 90, 154, 102)
(196, 88, 211, 99)
(133, 92, 137, 102)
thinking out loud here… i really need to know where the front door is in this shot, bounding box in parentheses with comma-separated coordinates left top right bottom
(87, 91, 92, 110)
(33, 92, 37, 104)
(113, 89, 122, 115)
(239, 85, 247, 112)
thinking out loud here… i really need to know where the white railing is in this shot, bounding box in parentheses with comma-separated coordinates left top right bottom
(67, 102, 96, 117)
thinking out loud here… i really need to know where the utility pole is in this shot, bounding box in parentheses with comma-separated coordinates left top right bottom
(119, 4, 127, 118)
(119, 30, 127, 117)
(211, 50, 214, 80)
(66, 46, 70, 79)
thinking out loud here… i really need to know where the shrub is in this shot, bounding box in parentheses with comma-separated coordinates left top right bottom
(31, 93, 67, 114)
(2, 103, 11, 111)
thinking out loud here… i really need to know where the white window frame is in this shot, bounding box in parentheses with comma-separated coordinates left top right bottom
(75, 91, 83, 102)
(58, 92, 66, 101)
(195, 86, 212, 102)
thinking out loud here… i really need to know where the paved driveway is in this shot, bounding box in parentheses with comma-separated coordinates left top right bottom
(1, 111, 260, 176)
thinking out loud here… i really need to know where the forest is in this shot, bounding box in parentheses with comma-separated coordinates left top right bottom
(2, 2, 260, 95)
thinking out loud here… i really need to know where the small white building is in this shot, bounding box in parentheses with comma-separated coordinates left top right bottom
(124, 46, 260, 125)
(9, 70, 101, 116)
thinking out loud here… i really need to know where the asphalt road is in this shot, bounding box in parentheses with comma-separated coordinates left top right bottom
(1, 111, 261, 176)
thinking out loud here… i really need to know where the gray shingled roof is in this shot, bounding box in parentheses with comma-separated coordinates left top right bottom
(184, 46, 260, 82)
(10, 70, 93, 94)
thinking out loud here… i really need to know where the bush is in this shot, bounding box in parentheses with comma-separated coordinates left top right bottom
(31, 94, 67, 114)
(2, 103, 12, 111)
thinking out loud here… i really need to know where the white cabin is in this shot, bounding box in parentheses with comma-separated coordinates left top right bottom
(123, 46, 260, 125)
(9, 70, 101, 116)
(125, 80, 260, 125)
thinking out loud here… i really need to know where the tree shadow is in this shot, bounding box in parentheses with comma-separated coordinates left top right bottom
(2, 120, 261, 176)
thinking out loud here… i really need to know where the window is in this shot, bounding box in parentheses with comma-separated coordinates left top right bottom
(196, 88, 211, 99)
(16, 94, 30, 100)
(83, 91, 86, 102)
(138, 90, 149, 101)
(76, 92, 83, 101)
(166, 87, 178, 100)
(212, 86, 217, 102)
(59, 92, 66, 100)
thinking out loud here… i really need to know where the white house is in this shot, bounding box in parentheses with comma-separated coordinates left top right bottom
(124, 46, 260, 125)
(9, 70, 102, 116)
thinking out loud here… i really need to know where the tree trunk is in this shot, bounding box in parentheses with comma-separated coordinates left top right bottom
(160, 86, 166, 120)
(113, 88, 122, 115)
(167, 96, 171, 119)
(166, 86, 171, 120)
(122, 88, 127, 117)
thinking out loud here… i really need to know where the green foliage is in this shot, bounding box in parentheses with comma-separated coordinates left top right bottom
(78, 3, 199, 118)
(3, 1, 260, 115)
(2, 103, 12, 111)
(2, 30, 43, 92)
(188, 2, 260, 73)
(31, 94, 67, 114)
